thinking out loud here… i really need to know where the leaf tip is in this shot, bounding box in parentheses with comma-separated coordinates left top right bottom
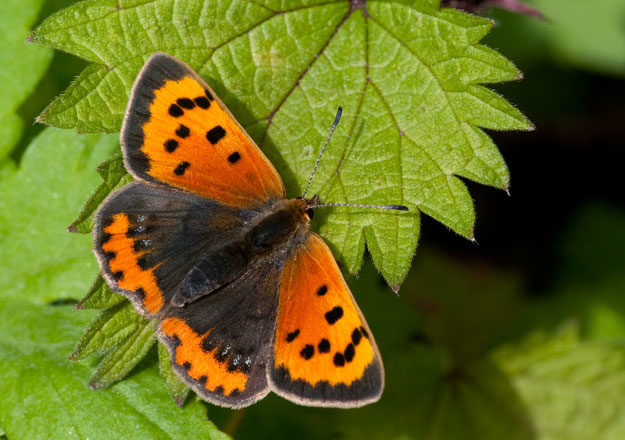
(174, 397, 187, 407)
(35, 112, 47, 125)
(25, 31, 38, 44)
(67, 223, 78, 233)
(89, 379, 105, 389)
(389, 283, 401, 295)
(469, 236, 479, 245)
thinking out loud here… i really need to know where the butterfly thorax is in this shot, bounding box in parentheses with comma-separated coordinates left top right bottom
(246, 197, 311, 252)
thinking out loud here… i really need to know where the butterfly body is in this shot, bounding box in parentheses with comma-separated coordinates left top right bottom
(171, 197, 310, 308)
(93, 53, 384, 408)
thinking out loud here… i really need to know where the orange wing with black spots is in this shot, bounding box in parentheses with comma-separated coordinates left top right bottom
(157, 261, 282, 408)
(160, 318, 249, 396)
(269, 233, 384, 407)
(93, 181, 246, 318)
(100, 211, 165, 314)
(122, 52, 284, 208)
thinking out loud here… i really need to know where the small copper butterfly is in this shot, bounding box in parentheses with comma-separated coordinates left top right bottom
(93, 53, 407, 408)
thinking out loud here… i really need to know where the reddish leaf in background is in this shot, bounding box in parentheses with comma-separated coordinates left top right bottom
(442, 0, 544, 18)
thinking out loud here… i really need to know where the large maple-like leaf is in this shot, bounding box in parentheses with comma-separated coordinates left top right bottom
(31, 0, 531, 287)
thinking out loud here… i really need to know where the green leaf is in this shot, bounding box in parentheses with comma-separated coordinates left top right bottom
(402, 250, 525, 363)
(0, 0, 53, 159)
(76, 274, 126, 309)
(159, 342, 191, 406)
(69, 153, 132, 233)
(509, 202, 625, 342)
(0, 127, 118, 303)
(487, 0, 625, 77)
(70, 297, 157, 389)
(32, 0, 530, 285)
(494, 325, 625, 439)
(0, 299, 229, 440)
(71, 300, 145, 361)
(89, 318, 156, 389)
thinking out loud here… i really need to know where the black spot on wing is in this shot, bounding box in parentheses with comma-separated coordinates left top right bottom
(286, 329, 300, 343)
(176, 97, 195, 109)
(201, 336, 215, 353)
(100, 233, 112, 249)
(103, 251, 116, 262)
(175, 124, 190, 138)
(318, 338, 330, 353)
(194, 96, 211, 109)
(182, 361, 191, 370)
(168, 103, 183, 117)
(228, 152, 241, 164)
(325, 306, 344, 325)
(214, 385, 225, 395)
(206, 126, 226, 144)
(137, 255, 150, 271)
(317, 285, 327, 296)
(300, 344, 315, 360)
(164, 139, 178, 153)
(174, 161, 190, 176)
(360, 326, 369, 339)
(133, 238, 151, 252)
(333, 352, 345, 367)
(352, 328, 362, 346)
(344, 343, 355, 363)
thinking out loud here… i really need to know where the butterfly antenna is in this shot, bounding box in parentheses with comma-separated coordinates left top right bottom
(309, 202, 408, 211)
(302, 106, 342, 198)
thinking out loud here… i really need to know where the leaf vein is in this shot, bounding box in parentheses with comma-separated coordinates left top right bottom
(258, 6, 352, 146)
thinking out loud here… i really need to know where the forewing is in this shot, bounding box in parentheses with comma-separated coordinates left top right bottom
(122, 52, 285, 208)
(269, 233, 384, 407)
(93, 181, 245, 316)
(158, 262, 282, 408)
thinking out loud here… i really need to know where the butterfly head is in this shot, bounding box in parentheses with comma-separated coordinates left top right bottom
(303, 194, 320, 220)
(288, 194, 320, 223)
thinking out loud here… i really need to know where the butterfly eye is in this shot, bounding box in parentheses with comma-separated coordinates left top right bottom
(306, 208, 315, 219)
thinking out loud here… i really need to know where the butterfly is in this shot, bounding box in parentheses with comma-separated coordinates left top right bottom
(93, 52, 406, 408)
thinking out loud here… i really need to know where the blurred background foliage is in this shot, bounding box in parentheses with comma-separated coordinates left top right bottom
(1, 0, 624, 438)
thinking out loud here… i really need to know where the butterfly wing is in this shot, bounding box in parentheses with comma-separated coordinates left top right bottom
(93, 181, 247, 316)
(157, 261, 282, 409)
(122, 52, 285, 208)
(269, 233, 384, 407)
